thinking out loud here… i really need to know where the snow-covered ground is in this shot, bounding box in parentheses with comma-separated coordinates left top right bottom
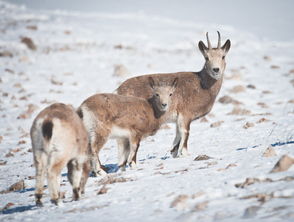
(0, 1, 294, 221)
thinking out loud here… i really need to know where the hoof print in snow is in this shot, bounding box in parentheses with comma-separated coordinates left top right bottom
(194, 155, 212, 161)
(242, 206, 261, 218)
(20, 37, 37, 51)
(243, 122, 254, 129)
(210, 121, 224, 128)
(270, 155, 294, 173)
(262, 146, 277, 157)
(170, 194, 189, 210)
(113, 64, 129, 77)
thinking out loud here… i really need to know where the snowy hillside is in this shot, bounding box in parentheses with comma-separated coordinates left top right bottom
(0, 1, 294, 221)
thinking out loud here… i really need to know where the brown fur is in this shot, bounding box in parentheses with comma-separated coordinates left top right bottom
(30, 103, 90, 206)
(117, 32, 231, 157)
(78, 78, 177, 175)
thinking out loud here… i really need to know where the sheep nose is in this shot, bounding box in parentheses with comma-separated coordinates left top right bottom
(162, 103, 167, 107)
(213, 68, 220, 73)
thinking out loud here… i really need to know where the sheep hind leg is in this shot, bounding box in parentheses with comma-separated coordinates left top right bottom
(170, 124, 181, 158)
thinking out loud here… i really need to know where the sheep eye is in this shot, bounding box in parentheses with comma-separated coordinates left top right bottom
(205, 57, 209, 61)
(222, 56, 225, 60)
(155, 93, 159, 97)
(169, 93, 173, 97)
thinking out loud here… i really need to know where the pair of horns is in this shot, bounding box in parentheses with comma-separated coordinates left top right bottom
(206, 31, 221, 49)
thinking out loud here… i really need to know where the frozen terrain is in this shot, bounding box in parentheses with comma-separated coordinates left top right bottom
(0, 1, 294, 221)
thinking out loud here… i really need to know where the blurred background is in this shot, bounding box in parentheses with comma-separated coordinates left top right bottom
(6, 0, 294, 41)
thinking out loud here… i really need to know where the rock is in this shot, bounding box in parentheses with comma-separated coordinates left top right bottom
(210, 121, 224, 128)
(113, 64, 129, 77)
(263, 146, 277, 157)
(0, 180, 26, 194)
(194, 155, 212, 161)
(227, 107, 251, 115)
(0, 160, 7, 165)
(170, 194, 189, 210)
(0, 202, 15, 212)
(243, 122, 254, 129)
(290, 79, 294, 87)
(270, 155, 294, 173)
(263, 56, 271, 61)
(20, 37, 37, 50)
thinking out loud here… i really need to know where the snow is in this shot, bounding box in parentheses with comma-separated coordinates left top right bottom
(0, 1, 294, 221)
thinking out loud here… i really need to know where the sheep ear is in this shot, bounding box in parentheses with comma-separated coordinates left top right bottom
(148, 77, 155, 89)
(172, 77, 178, 89)
(222, 39, 231, 54)
(198, 41, 208, 57)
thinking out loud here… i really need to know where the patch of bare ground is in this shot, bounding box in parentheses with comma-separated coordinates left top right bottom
(240, 189, 294, 203)
(270, 65, 280, 69)
(210, 121, 224, 128)
(288, 99, 294, 104)
(257, 102, 269, 108)
(66, 204, 110, 213)
(217, 163, 237, 171)
(235, 176, 294, 189)
(170, 194, 189, 210)
(227, 107, 251, 115)
(270, 155, 294, 173)
(243, 122, 254, 129)
(0, 180, 25, 194)
(194, 155, 213, 161)
(97, 175, 135, 186)
(218, 95, 242, 105)
(256, 117, 270, 123)
(20, 37, 37, 50)
(229, 85, 246, 93)
(17, 104, 38, 119)
(263, 146, 277, 157)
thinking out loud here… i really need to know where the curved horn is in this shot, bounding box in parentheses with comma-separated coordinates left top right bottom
(206, 32, 211, 49)
(217, 31, 221, 48)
